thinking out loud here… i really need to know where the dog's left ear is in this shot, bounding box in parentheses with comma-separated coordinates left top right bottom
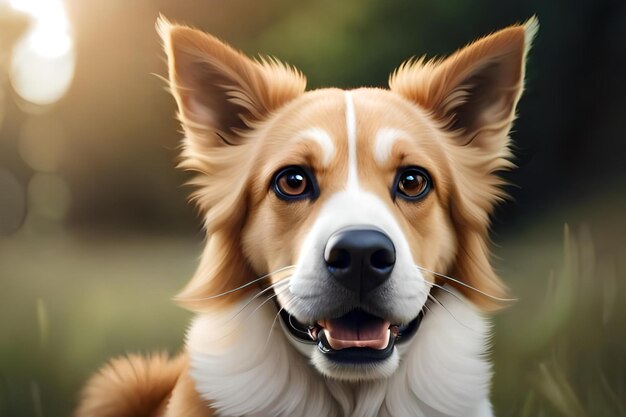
(390, 18, 538, 310)
(390, 18, 537, 154)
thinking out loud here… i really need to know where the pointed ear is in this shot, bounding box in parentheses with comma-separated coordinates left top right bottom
(391, 19, 538, 310)
(157, 16, 307, 229)
(390, 17, 538, 155)
(157, 16, 306, 144)
(157, 18, 306, 310)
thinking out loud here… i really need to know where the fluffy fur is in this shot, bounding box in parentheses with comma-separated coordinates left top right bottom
(76, 16, 537, 417)
(75, 353, 185, 417)
(187, 287, 491, 417)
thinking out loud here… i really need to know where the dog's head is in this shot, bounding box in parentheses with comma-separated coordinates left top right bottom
(159, 18, 536, 381)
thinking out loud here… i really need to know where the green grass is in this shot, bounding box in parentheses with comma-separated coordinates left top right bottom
(0, 234, 195, 416)
(0, 197, 624, 417)
(492, 223, 626, 416)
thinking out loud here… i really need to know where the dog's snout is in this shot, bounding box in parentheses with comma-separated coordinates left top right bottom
(324, 227, 395, 295)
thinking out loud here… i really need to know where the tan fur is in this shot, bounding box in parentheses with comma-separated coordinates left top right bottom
(76, 17, 536, 416)
(157, 17, 307, 310)
(388, 20, 538, 309)
(239, 89, 459, 295)
(75, 353, 186, 417)
(164, 370, 213, 417)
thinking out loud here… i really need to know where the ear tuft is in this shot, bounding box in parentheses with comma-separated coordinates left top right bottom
(155, 14, 173, 48)
(523, 16, 540, 54)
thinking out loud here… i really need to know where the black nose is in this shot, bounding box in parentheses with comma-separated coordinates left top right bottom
(324, 227, 396, 296)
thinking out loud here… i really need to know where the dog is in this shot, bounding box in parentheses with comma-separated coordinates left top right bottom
(76, 16, 537, 417)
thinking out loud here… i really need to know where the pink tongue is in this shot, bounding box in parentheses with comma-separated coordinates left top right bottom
(318, 317, 391, 350)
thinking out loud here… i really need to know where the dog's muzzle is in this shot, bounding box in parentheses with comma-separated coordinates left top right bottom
(277, 226, 424, 365)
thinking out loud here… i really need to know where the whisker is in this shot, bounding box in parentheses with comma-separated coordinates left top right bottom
(240, 284, 290, 324)
(263, 295, 298, 350)
(414, 285, 434, 317)
(188, 265, 296, 301)
(422, 303, 433, 315)
(427, 293, 478, 332)
(226, 278, 291, 324)
(216, 285, 292, 340)
(289, 314, 311, 337)
(415, 285, 433, 312)
(428, 282, 468, 305)
(415, 265, 517, 302)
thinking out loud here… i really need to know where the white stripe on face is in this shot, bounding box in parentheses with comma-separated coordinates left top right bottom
(345, 92, 359, 190)
(374, 128, 408, 165)
(296, 128, 336, 167)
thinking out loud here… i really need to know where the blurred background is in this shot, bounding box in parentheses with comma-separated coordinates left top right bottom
(0, 0, 624, 416)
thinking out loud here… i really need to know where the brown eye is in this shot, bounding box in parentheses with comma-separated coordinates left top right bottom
(396, 168, 431, 200)
(273, 167, 317, 200)
(278, 172, 306, 195)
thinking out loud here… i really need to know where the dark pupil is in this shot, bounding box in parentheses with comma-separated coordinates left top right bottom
(402, 174, 419, 188)
(286, 173, 304, 189)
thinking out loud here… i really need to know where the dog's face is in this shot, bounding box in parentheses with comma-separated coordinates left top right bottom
(241, 89, 461, 379)
(160, 18, 535, 381)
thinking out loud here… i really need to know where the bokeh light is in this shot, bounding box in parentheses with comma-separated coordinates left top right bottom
(18, 115, 66, 172)
(8, 0, 74, 106)
(25, 172, 71, 232)
(0, 168, 26, 235)
(0, 86, 5, 131)
(0, 2, 624, 416)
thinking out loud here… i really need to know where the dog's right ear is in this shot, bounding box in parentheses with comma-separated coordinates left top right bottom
(157, 18, 306, 310)
(157, 16, 306, 144)
(157, 16, 306, 231)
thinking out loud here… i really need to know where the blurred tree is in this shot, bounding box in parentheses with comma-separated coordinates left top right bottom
(0, 0, 623, 236)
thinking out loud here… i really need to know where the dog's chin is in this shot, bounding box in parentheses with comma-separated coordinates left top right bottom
(311, 347, 400, 381)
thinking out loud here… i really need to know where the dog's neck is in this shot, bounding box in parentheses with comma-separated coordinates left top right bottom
(186, 288, 493, 417)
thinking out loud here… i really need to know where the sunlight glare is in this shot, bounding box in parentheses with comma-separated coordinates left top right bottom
(9, 0, 69, 30)
(29, 27, 72, 58)
(9, 0, 74, 105)
(10, 37, 75, 106)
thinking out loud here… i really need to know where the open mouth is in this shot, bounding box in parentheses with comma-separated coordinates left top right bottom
(279, 307, 424, 364)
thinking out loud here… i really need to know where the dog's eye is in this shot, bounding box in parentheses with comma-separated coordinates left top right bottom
(395, 168, 431, 200)
(273, 166, 316, 200)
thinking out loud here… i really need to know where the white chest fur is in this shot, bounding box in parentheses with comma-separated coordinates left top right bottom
(186, 288, 494, 417)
